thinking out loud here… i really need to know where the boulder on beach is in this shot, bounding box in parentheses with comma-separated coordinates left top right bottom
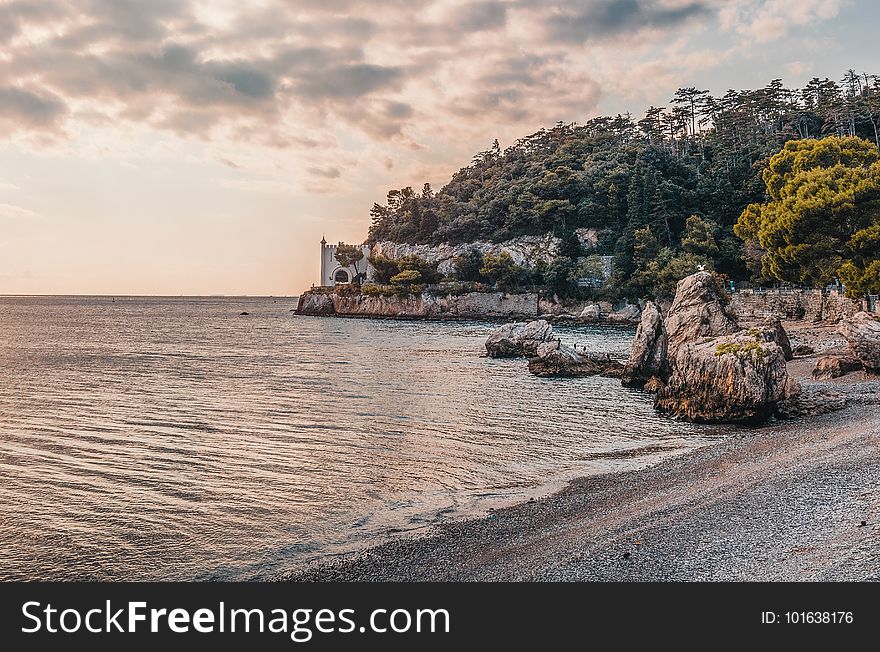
(655, 331, 796, 423)
(485, 319, 554, 358)
(621, 301, 667, 388)
(528, 340, 624, 378)
(663, 271, 739, 355)
(812, 354, 863, 380)
(839, 312, 880, 371)
(579, 304, 602, 322)
(622, 271, 799, 423)
(792, 344, 815, 357)
(606, 303, 641, 324)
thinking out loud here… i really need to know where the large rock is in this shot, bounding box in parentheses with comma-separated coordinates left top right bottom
(296, 292, 335, 315)
(663, 272, 739, 355)
(655, 331, 795, 423)
(528, 340, 624, 378)
(485, 320, 554, 358)
(579, 304, 602, 322)
(812, 354, 863, 380)
(755, 318, 793, 361)
(621, 301, 667, 388)
(606, 303, 641, 324)
(839, 312, 880, 371)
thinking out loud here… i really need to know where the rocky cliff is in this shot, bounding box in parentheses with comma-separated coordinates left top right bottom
(370, 229, 598, 275)
(297, 290, 539, 320)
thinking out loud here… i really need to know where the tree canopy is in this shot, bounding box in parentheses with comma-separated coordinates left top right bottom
(734, 137, 880, 296)
(363, 70, 880, 299)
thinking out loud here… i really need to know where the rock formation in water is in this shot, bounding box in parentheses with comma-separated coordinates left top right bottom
(528, 340, 624, 378)
(839, 312, 880, 372)
(655, 331, 798, 423)
(579, 304, 602, 322)
(621, 301, 667, 388)
(812, 354, 863, 380)
(296, 292, 336, 316)
(663, 272, 740, 355)
(485, 320, 554, 358)
(624, 271, 798, 424)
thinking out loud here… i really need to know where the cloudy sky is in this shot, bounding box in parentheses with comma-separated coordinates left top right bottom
(1, 0, 878, 295)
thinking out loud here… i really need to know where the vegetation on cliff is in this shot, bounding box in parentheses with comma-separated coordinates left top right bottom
(364, 71, 880, 299)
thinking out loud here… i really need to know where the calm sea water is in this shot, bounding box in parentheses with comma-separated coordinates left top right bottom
(0, 296, 723, 580)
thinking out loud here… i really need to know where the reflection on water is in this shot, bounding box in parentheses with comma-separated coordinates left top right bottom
(0, 296, 723, 580)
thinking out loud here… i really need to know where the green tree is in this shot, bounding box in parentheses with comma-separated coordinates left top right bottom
(453, 248, 486, 282)
(366, 254, 400, 284)
(390, 269, 422, 286)
(734, 136, 880, 293)
(681, 215, 719, 257)
(480, 252, 529, 291)
(334, 243, 365, 283)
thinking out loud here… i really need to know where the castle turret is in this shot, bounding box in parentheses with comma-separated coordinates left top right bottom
(320, 236, 327, 286)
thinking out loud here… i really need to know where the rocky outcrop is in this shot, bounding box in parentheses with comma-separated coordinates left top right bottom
(606, 303, 641, 324)
(839, 312, 880, 371)
(485, 320, 554, 358)
(297, 290, 539, 320)
(371, 234, 561, 276)
(792, 344, 815, 357)
(624, 271, 798, 423)
(812, 354, 864, 380)
(621, 301, 667, 388)
(756, 318, 793, 361)
(579, 304, 602, 322)
(528, 340, 624, 378)
(663, 272, 739, 355)
(655, 331, 796, 423)
(296, 292, 335, 316)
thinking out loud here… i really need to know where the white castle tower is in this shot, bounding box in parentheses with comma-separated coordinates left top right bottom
(319, 237, 374, 287)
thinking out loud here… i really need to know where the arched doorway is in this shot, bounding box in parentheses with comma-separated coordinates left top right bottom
(334, 269, 351, 284)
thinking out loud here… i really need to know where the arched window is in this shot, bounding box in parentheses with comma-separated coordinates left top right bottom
(334, 269, 351, 284)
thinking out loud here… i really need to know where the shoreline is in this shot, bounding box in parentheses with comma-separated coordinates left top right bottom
(280, 400, 879, 581)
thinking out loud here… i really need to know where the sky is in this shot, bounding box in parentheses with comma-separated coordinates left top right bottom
(1, 0, 879, 295)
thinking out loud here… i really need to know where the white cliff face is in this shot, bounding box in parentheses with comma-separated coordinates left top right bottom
(370, 229, 599, 275)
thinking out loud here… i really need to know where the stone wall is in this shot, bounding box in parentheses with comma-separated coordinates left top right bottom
(729, 289, 864, 322)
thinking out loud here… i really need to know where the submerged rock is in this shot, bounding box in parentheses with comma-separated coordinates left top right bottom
(839, 312, 880, 371)
(655, 331, 795, 423)
(812, 354, 863, 380)
(528, 340, 624, 378)
(663, 271, 739, 355)
(621, 301, 667, 388)
(485, 320, 554, 358)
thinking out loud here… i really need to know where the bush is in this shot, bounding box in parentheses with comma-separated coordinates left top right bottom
(367, 254, 400, 284)
(390, 269, 423, 285)
(453, 248, 486, 282)
(480, 252, 531, 292)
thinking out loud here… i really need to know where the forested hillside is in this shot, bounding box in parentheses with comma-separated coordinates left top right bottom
(366, 71, 880, 298)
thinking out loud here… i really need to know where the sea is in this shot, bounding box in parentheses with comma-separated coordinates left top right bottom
(0, 296, 724, 580)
